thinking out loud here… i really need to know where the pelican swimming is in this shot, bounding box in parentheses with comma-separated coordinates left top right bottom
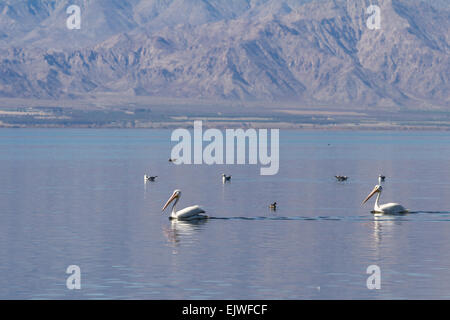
(144, 174, 157, 182)
(362, 184, 408, 214)
(162, 189, 207, 220)
(335, 175, 348, 181)
(222, 174, 231, 183)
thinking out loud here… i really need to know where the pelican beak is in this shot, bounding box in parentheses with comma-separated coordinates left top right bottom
(362, 187, 378, 205)
(162, 193, 178, 211)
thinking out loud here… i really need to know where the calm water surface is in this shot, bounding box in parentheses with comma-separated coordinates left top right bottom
(0, 129, 449, 299)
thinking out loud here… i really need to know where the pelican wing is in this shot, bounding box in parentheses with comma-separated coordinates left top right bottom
(176, 205, 206, 220)
(378, 203, 408, 214)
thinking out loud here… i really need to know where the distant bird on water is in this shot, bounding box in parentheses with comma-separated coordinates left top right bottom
(144, 174, 157, 182)
(269, 202, 277, 210)
(168, 158, 177, 163)
(379, 175, 386, 182)
(222, 174, 231, 183)
(335, 175, 348, 181)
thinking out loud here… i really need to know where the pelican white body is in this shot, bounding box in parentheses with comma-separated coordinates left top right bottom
(363, 184, 408, 214)
(162, 189, 207, 220)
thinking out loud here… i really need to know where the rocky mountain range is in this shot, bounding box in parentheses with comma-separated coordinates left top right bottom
(0, 0, 448, 108)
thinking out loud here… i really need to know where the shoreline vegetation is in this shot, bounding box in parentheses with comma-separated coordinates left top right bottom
(0, 99, 448, 131)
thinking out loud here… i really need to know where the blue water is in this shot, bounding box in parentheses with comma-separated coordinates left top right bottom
(0, 129, 450, 299)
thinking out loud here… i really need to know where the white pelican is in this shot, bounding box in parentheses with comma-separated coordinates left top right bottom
(222, 174, 231, 183)
(335, 175, 348, 181)
(362, 184, 408, 214)
(162, 189, 207, 220)
(144, 174, 157, 182)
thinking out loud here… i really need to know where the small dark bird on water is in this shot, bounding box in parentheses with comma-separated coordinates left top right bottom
(269, 202, 277, 210)
(379, 175, 386, 182)
(144, 174, 158, 182)
(222, 174, 231, 183)
(168, 158, 177, 163)
(335, 175, 348, 181)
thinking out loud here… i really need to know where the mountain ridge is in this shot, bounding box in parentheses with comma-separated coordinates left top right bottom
(0, 0, 448, 108)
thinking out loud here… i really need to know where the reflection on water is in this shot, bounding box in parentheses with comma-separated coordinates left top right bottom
(369, 214, 404, 244)
(0, 129, 450, 299)
(163, 220, 209, 250)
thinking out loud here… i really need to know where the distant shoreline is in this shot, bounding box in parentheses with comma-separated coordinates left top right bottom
(0, 102, 448, 131)
(1, 122, 449, 131)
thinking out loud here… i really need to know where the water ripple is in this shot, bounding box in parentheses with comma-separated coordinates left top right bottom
(208, 211, 450, 222)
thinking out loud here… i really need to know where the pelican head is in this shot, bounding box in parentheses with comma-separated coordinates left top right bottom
(162, 189, 181, 211)
(362, 185, 382, 204)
